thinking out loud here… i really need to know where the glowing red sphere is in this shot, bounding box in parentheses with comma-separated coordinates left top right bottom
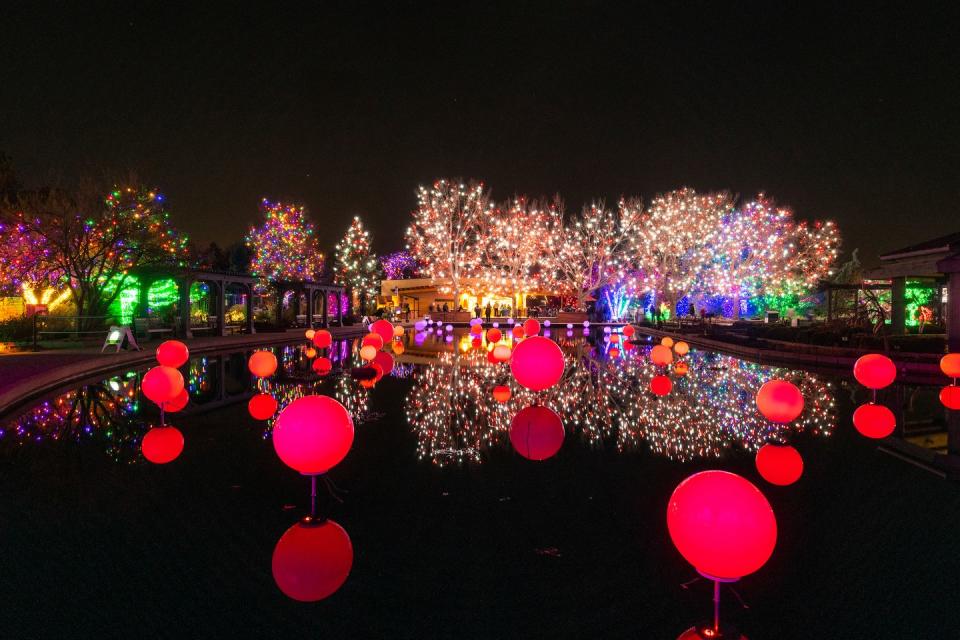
(312, 329, 332, 349)
(272, 519, 353, 602)
(651, 344, 674, 366)
(623, 325, 635, 337)
(941, 353, 960, 380)
(852, 402, 896, 439)
(156, 340, 189, 368)
(142, 366, 185, 405)
(361, 333, 384, 350)
(470, 323, 483, 336)
(487, 348, 498, 364)
(487, 328, 502, 343)
(493, 385, 512, 403)
(305, 329, 316, 340)
(493, 344, 512, 362)
(248, 393, 279, 420)
(755, 443, 804, 486)
(674, 341, 690, 356)
(273, 395, 354, 474)
(674, 362, 689, 376)
(667, 471, 777, 580)
(608, 347, 620, 358)
(755, 380, 804, 424)
(510, 336, 565, 391)
(509, 405, 564, 461)
(853, 354, 897, 390)
(248, 351, 278, 378)
(312, 356, 333, 376)
(471, 337, 483, 349)
(359, 345, 377, 361)
(373, 350, 394, 376)
(610, 333, 620, 343)
(523, 318, 540, 337)
(661, 336, 675, 348)
(650, 374, 672, 396)
(370, 319, 394, 345)
(512, 325, 526, 339)
(164, 388, 189, 413)
(141, 426, 184, 464)
(941, 385, 960, 410)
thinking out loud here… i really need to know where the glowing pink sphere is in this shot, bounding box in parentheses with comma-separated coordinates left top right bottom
(522, 318, 540, 336)
(164, 388, 189, 413)
(509, 405, 564, 461)
(273, 395, 354, 474)
(755, 443, 804, 486)
(510, 336, 565, 391)
(248, 351, 278, 378)
(852, 402, 895, 438)
(667, 470, 777, 580)
(853, 354, 896, 390)
(370, 319, 395, 344)
(755, 380, 804, 424)
(650, 374, 672, 396)
(272, 519, 353, 602)
(141, 426, 184, 464)
(156, 340, 189, 368)
(941, 385, 960, 410)
(312, 356, 333, 376)
(248, 393, 278, 420)
(651, 344, 673, 366)
(312, 329, 332, 349)
(142, 366, 185, 405)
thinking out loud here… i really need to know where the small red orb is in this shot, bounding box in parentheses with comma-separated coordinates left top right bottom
(312, 329, 332, 349)
(650, 374, 672, 396)
(852, 402, 896, 439)
(651, 344, 673, 366)
(248, 393, 279, 420)
(164, 388, 189, 413)
(623, 325, 635, 337)
(248, 350, 278, 378)
(156, 340, 189, 368)
(373, 350, 394, 375)
(510, 336, 565, 391)
(471, 337, 483, 349)
(941, 385, 960, 410)
(493, 344, 512, 362)
(312, 357, 333, 376)
(853, 354, 897, 390)
(361, 333, 384, 350)
(141, 426, 184, 464)
(609, 347, 621, 358)
(370, 319, 394, 344)
(493, 385, 512, 403)
(755, 380, 804, 424)
(470, 323, 483, 335)
(359, 345, 377, 361)
(610, 333, 620, 343)
(487, 328, 502, 343)
(941, 354, 960, 380)
(509, 405, 564, 461)
(272, 519, 353, 602)
(523, 318, 540, 336)
(487, 348, 498, 364)
(142, 366, 185, 405)
(512, 325, 526, 339)
(273, 395, 354, 474)
(674, 362, 689, 376)
(667, 470, 777, 580)
(755, 443, 804, 486)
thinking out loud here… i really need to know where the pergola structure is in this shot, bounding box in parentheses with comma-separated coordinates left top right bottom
(865, 232, 960, 350)
(273, 280, 346, 328)
(132, 266, 258, 337)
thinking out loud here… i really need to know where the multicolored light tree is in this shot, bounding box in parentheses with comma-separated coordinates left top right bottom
(333, 216, 380, 314)
(380, 250, 420, 280)
(405, 179, 489, 303)
(246, 199, 325, 289)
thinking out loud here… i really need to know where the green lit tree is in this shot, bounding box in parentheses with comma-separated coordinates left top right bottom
(334, 216, 380, 314)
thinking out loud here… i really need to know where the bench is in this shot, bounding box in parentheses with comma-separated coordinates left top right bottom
(133, 317, 174, 340)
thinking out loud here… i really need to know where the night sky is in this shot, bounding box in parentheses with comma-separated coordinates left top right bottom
(2, 2, 958, 263)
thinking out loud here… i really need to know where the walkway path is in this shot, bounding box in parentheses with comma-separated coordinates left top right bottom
(0, 326, 366, 416)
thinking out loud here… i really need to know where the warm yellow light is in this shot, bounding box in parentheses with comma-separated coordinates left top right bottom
(21, 283, 70, 312)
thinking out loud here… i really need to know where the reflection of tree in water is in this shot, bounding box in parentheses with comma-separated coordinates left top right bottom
(1, 373, 149, 463)
(403, 337, 836, 464)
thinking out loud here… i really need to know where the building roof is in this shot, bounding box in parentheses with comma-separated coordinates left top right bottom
(880, 231, 960, 260)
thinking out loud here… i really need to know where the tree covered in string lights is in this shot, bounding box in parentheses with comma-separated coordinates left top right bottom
(0, 183, 188, 323)
(553, 199, 644, 311)
(405, 179, 489, 304)
(333, 216, 380, 314)
(380, 250, 420, 280)
(246, 199, 325, 289)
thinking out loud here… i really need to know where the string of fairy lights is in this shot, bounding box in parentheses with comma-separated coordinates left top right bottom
(246, 199, 325, 289)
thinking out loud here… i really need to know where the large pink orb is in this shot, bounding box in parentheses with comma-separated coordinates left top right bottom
(273, 395, 354, 474)
(272, 519, 353, 602)
(370, 319, 395, 345)
(156, 340, 189, 368)
(509, 405, 564, 461)
(667, 470, 777, 580)
(755, 380, 804, 424)
(141, 426, 184, 464)
(755, 443, 804, 486)
(142, 366, 185, 405)
(852, 402, 895, 439)
(853, 354, 897, 390)
(510, 336, 565, 391)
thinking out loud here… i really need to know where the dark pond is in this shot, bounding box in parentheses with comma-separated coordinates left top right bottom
(1, 327, 958, 639)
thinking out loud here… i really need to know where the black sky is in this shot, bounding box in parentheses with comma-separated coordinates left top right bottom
(2, 1, 958, 263)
